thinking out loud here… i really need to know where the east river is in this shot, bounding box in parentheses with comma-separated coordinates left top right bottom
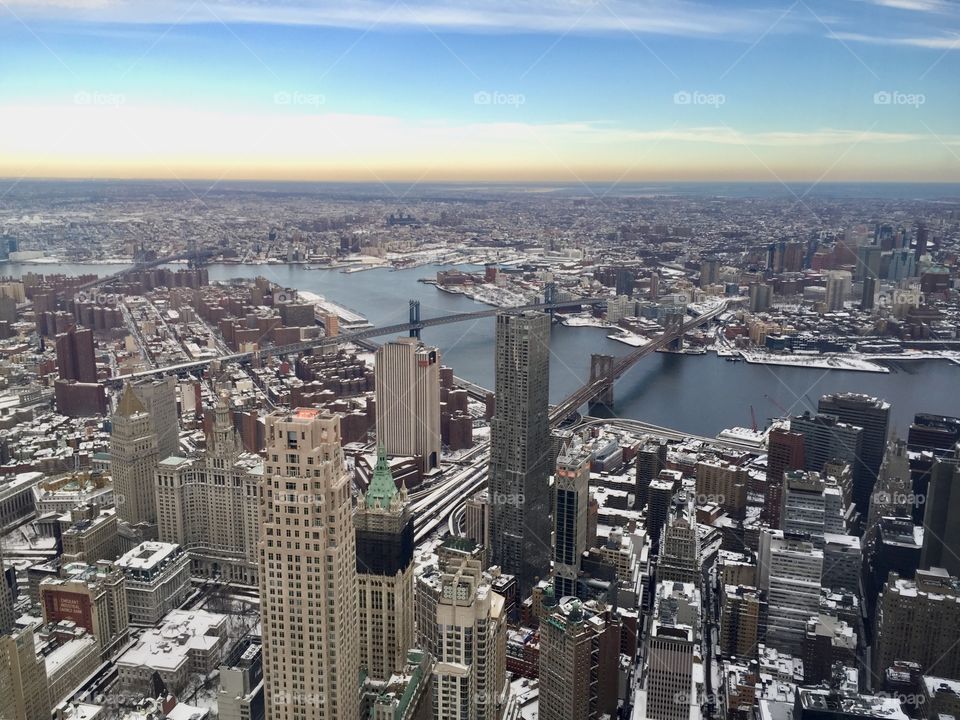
(4, 261, 959, 437)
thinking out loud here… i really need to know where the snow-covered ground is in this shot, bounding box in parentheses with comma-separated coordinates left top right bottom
(436, 282, 534, 308)
(608, 331, 651, 348)
(738, 349, 889, 373)
(689, 297, 728, 315)
(561, 315, 610, 329)
(860, 349, 960, 364)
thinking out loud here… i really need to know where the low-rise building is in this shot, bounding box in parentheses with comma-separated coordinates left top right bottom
(218, 638, 265, 720)
(116, 610, 227, 697)
(114, 542, 190, 626)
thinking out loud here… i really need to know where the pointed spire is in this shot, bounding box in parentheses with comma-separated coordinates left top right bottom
(365, 446, 398, 509)
(116, 383, 146, 417)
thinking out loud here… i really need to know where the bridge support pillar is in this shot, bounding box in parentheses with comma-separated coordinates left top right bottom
(666, 314, 684, 352)
(588, 353, 615, 413)
(409, 300, 421, 340)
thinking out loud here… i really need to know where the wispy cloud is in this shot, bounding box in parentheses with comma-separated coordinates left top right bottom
(832, 29, 960, 48)
(0, 0, 795, 37)
(859, 0, 952, 13)
(622, 126, 943, 146)
(3, 0, 114, 7)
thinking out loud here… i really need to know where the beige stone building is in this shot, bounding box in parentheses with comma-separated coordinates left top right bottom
(110, 384, 160, 543)
(374, 338, 441, 473)
(259, 409, 359, 720)
(155, 393, 262, 585)
(432, 559, 507, 720)
(0, 627, 51, 720)
(875, 567, 960, 680)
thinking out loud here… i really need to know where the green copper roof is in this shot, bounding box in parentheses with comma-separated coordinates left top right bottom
(366, 446, 397, 509)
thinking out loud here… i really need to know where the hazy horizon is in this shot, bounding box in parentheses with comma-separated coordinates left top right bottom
(2, 0, 959, 183)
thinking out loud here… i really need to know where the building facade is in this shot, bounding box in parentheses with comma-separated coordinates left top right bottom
(155, 393, 263, 585)
(759, 531, 824, 655)
(355, 447, 415, 682)
(374, 338, 441, 473)
(39, 562, 129, 660)
(259, 410, 360, 720)
(114, 541, 190, 626)
(432, 559, 507, 720)
(0, 627, 51, 720)
(489, 312, 552, 600)
(553, 437, 591, 598)
(645, 581, 702, 720)
(920, 456, 960, 578)
(110, 384, 161, 542)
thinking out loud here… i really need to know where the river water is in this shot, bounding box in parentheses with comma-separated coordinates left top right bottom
(4, 260, 958, 437)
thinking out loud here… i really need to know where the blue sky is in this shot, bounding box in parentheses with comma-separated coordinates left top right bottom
(1, 0, 958, 181)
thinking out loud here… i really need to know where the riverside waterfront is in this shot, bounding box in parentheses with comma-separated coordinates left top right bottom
(5, 260, 958, 437)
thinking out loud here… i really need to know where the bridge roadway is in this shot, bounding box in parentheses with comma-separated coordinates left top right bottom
(112, 297, 607, 384)
(548, 301, 729, 423)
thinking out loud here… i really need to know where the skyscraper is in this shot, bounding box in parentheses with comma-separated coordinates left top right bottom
(110, 384, 161, 542)
(861, 276, 878, 310)
(781, 470, 829, 545)
(552, 437, 591, 598)
(824, 270, 851, 312)
(765, 428, 805, 527)
(659, 514, 701, 586)
(635, 439, 667, 511)
(646, 475, 675, 553)
(375, 338, 441, 473)
(856, 244, 882, 282)
(874, 567, 960, 680)
(131, 376, 180, 461)
(920, 455, 960, 577)
(489, 311, 552, 599)
(644, 581, 701, 720)
(749, 282, 773, 313)
(538, 598, 620, 720)
(0, 627, 51, 720)
(914, 220, 929, 259)
(355, 447, 414, 682)
(888, 248, 916, 282)
(259, 410, 359, 720)
(759, 531, 823, 655)
(865, 438, 913, 540)
(790, 411, 865, 507)
(818, 393, 891, 513)
(908, 414, 960, 455)
(155, 393, 263, 585)
(432, 558, 507, 720)
(699, 256, 720, 288)
(0, 541, 14, 635)
(55, 326, 97, 383)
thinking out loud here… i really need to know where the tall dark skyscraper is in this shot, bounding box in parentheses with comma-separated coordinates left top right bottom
(861, 276, 877, 310)
(355, 447, 415, 681)
(55, 326, 97, 383)
(553, 437, 591, 598)
(909, 414, 960, 455)
(489, 311, 552, 600)
(920, 455, 960, 578)
(817, 393, 891, 512)
(0, 541, 14, 634)
(914, 220, 929, 259)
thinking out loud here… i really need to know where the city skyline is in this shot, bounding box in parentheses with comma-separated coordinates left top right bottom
(2, 0, 959, 181)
